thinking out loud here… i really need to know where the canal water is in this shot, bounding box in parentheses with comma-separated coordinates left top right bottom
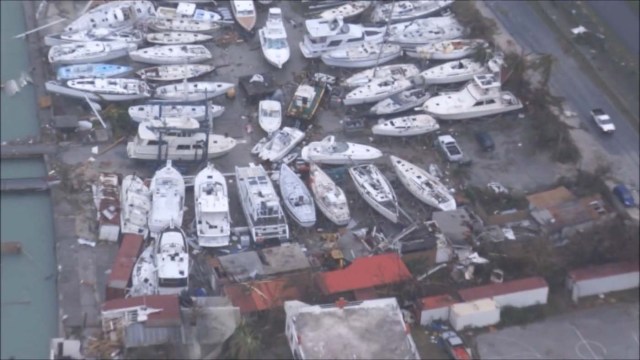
(1, 1, 58, 359)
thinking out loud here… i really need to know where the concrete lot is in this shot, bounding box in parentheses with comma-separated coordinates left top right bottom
(475, 303, 640, 359)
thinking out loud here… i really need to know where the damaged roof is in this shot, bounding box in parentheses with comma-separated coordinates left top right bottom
(102, 295, 181, 327)
(224, 273, 308, 313)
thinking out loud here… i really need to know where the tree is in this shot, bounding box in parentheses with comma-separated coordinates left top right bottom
(222, 318, 261, 360)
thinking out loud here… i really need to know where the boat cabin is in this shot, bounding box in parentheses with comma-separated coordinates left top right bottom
(301, 17, 385, 57)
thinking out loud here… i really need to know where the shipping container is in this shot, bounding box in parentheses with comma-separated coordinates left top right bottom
(458, 277, 549, 309)
(449, 299, 500, 331)
(105, 234, 144, 300)
(566, 262, 639, 302)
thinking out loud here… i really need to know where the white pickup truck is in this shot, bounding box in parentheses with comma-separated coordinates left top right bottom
(437, 135, 464, 162)
(590, 108, 615, 133)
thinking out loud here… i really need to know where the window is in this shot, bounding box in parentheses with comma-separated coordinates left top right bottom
(327, 40, 342, 47)
(176, 145, 190, 150)
(148, 141, 159, 146)
(346, 34, 364, 43)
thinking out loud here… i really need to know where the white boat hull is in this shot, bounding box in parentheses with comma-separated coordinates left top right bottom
(370, 88, 431, 115)
(137, 64, 216, 82)
(120, 175, 151, 238)
(300, 136, 383, 165)
(279, 164, 316, 228)
(148, 162, 185, 235)
(129, 244, 157, 297)
(425, 104, 524, 120)
(321, 50, 401, 69)
(349, 165, 399, 223)
(258, 100, 282, 134)
(194, 164, 231, 247)
(129, 46, 212, 65)
(128, 103, 224, 123)
(154, 82, 234, 102)
(48, 43, 135, 65)
(391, 155, 456, 211)
(259, 127, 305, 162)
(45, 81, 150, 102)
(344, 79, 413, 106)
(342, 64, 420, 88)
(127, 134, 236, 160)
(309, 163, 350, 226)
(146, 32, 214, 45)
(372, 115, 440, 136)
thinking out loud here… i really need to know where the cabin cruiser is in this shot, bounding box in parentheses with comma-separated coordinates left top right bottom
(120, 174, 152, 238)
(371, 0, 454, 23)
(155, 224, 189, 295)
(279, 164, 316, 228)
(387, 16, 466, 48)
(231, 0, 257, 32)
(259, 127, 305, 162)
(235, 164, 289, 245)
(146, 31, 214, 45)
(48, 41, 136, 65)
(258, 100, 282, 135)
(148, 160, 185, 235)
(154, 81, 234, 102)
(321, 42, 402, 69)
(390, 155, 456, 211)
(343, 77, 414, 106)
(309, 163, 350, 226)
(406, 39, 489, 60)
(341, 64, 420, 88)
(146, 17, 221, 33)
(128, 102, 224, 123)
(137, 64, 216, 82)
(417, 73, 523, 120)
(64, 1, 156, 33)
(320, 1, 371, 20)
(419, 58, 486, 85)
(56, 64, 133, 81)
(370, 88, 431, 115)
(194, 163, 231, 247)
(129, 45, 212, 65)
(372, 114, 440, 136)
(349, 164, 399, 223)
(299, 16, 386, 58)
(259, 7, 290, 69)
(44, 27, 144, 46)
(301, 135, 383, 165)
(45, 78, 150, 102)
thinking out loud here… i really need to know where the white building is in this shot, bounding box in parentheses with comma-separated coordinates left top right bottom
(418, 294, 459, 326)
(566, 261, 639, 303)
(284, 297, 420, 360)
(457, 276, 549, 309)
(449, 298, 500, 331)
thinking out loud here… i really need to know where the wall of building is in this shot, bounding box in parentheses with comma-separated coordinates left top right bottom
(420, 307, 450, 326)
(569, 272, 640, 302)
(493, 287, 549, 308)
(449, 303, 500, 331)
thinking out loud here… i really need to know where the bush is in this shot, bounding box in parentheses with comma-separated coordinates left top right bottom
(500, 305, 546, 327)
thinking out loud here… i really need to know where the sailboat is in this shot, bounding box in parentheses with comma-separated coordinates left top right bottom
(349, 164, 399, 223)
(309, 163, 350, 226)
(154, 81, 234, 102)
(341, 63, 420, 88)
(194, 163, 231, 247)
(279, 164, 316, 228)
(390, 155, 456, 211)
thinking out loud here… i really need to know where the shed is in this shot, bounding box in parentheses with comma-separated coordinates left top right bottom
(418, 294, 459, 326)
(449, 298, 500, 331)
(457, 277, 549, 308)
(106, 234, 144, 300)
(566, 261, 639, 302)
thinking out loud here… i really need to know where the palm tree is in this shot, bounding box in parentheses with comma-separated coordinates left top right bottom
(223, 318, 261, 359)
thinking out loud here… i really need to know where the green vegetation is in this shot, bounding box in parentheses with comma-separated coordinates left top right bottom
(499, 305, 546, 327)
(102, 104, 135, 139)
(221, 319, 262, 360)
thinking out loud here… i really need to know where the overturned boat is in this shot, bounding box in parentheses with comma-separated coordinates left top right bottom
(371, 114, 440, 137)
(137, 64, 216, 82)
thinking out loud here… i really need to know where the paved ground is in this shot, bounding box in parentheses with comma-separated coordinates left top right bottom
(587, 1, 639, 56)
(475, 303, 640, 359)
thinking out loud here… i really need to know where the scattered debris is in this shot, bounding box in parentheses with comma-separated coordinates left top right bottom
(77, 238, 96, 247)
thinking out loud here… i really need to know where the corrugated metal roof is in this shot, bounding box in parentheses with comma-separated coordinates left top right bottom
(107, 235, 144, 289)
(420, 294, 459, 310)
(124, 322, 183, 348)
(568, 261, 639, 282)
(458, 277, 548, 302)
(102, 295, 181, 327)
(316, 253, 412, 295)
(223, 273, 305, 313)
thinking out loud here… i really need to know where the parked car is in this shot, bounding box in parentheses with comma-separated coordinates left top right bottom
(590, 108, 615, 133)
(436, 134, 463, 162)
(474, 130, 495, 151)
(613, 184, 636, 207)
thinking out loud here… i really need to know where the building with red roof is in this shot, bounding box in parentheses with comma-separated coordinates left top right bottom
(106, 234, 144, 300)
(457, 277, 549, 309)
(223, 273, 308, 314)
(566, 261, 639, 302)
(418, 294, 459, 326)
(315, 253, 412, 299)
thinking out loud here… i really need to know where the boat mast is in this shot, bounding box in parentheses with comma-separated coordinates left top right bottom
(373, 0, 396, 78)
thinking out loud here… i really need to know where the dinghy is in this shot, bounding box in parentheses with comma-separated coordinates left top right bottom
(309, 163, 350, 226)
(48, 41, 136, 65)
(349, 164, 399, 223)
(301, 135, 383, 165)
(370, 88, 431, 115)
(128, 244, 158, 297)
(419, 58, 486, 85)
(231, 0, 257, 32)
(155, 224, 189, 295)
(259, 8, 290, 69)
(129, 45, 212, 65)
(146, 17, 221, 33)
(194, 163, 231, 248)
(371, 114, 440, 136)
(387, 17, 466, 47)
(390, 155, 456, 211)
(321, 42, 403, 69)
(44, 28, 144, 46)
(406, 39, 488, 60)
(319, 1, 371, 20)
(341, 63, 420, 88)
(56, 64, 133, 81)
(46, 78, 150, 102)
(154, 81, 234, 102)
(371, 0, 454, 23)
(128, 103, 224, 122)
(148, 160, 185, 235)
(343, 77, 414, 106)
(65, 1, 156, 33)
(137, 64, 216, 82)
(146, 31, 214, 45)
(259, 127, 305, 162)
(279, 164, 316, 228)
(258, 100, 282, 135)
(120, 174, 152, 238)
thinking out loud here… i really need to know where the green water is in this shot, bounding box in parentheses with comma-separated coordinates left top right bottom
(1, 1, 58, 359)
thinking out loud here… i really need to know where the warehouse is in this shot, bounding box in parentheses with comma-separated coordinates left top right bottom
(566, 261, 639, 302)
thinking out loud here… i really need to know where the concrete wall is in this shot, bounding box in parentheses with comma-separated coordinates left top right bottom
(493, 287, 549, 308)
(420, 307, 450, 326)
(449, 302, 500, 331)
(569, 272, 640, 302)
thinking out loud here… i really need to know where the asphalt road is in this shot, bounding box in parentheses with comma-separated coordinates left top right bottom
(485, 1, 639, 187)
(587, 0, 639, 56)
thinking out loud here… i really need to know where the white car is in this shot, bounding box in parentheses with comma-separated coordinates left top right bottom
(590, 108, 615, 133)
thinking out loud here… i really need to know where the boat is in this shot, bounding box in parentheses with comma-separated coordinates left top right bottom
(387, 17, 466, 47)
(259, 126, 305, 162)
(319, 1, 371, 20)
(406, 39, 488, 61)
(348, 164, 399, 223)
(194, 163, 231, 247)
(154, 81, 234, 102)
(300, 135, 383, 165)
(371, 0, 454, 23)
(279, 164, 316, 228)
(235, 164, 289, 245)
(417, 73, 523, 120)
(258, 100, 282, 135)
(44, 28, 144, 46)
(419, 58, 486, 85)
(56, 64, 133, 81)
(231, 0, 257, 32)
(390, 155, 456, 211)
(127, 122, 236, 160)
(343, 77, 414, 106)
(309, 163, 350, 226)
(155, 224, 189, 295)
(128, 243, 158, 297)
(148, 160, 185, 235)
(129, 45, 212, 65)
(120, 174, 152, 237)
(371, 114, 440, 136)
(286, 83, 325, 121)
(64, 0, 156, 33)
(157, 3, 223, 22)
(370, 88, 432, 115)
(45, 78, 151, 102)
(48, 41, 136, 65)
(259, 7, 290, 69)
(321, 42, 403, 69)
(251, 137, 268, 155)
(128, 102, 224, 123)
(299, 16, 386, 58)
(146, 17, 222, 33)
(146, 31, 214, 45)
(341, 63, 420, 88)
(137, 64, 216, 82)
